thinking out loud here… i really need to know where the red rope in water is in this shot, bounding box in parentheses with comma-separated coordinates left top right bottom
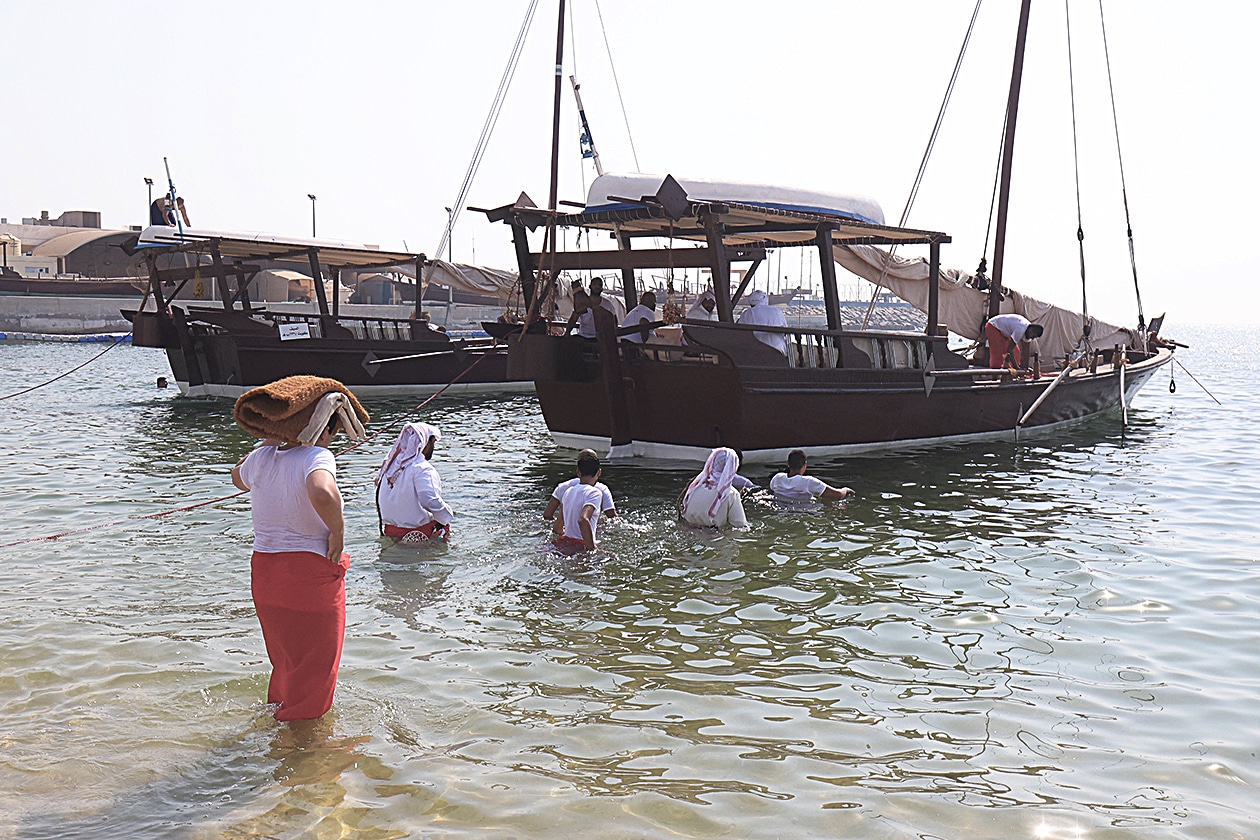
(0, 347, 496, 549)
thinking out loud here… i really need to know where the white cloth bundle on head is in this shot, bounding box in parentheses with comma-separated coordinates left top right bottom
(297, 391, 367, 445)
(747, 290, 769, 307)
(375, 422, 441, 488)
(682, 447, 739, 522)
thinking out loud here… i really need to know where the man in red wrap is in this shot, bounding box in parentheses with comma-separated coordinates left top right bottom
(231, 378, 368, 721)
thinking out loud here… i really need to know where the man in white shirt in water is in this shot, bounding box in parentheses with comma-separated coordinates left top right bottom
(544, 449, 617, 524)
(550, 450, 610, 554)
(770, 449, 853, 502)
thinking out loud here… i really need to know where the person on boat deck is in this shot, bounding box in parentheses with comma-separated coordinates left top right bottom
(545, 448, 617, 525)
(984, 313, 1044, 369)
(149, 197, 172, 226)
(686, 290, 717, 321)
(620, 291, 658, 343)
(770, 449, 854, 503)
(737, 290, 789, 355)
(375, 422, 453, 543)
(176, 196, 191, 227)
(551, 450, 607, 554)
(566, 289, 595, 337)
(679, 447, 748, 528)
(231, 382, 367, 722)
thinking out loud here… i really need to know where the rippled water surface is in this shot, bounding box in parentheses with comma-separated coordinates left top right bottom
(1, 325, 1257, 839)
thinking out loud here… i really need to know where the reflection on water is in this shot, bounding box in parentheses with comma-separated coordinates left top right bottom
(1, 331, 1258, 838)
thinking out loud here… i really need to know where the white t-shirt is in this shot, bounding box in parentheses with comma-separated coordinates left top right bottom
(681, 484, 748, 528)
(378, 459, 453, 529)
(620, 304, 657, 343)
(731, 474, 755, 490)
(237, 444, 338, 555)
(770, 472, 828, 502)
(988, 313, 1032, 342)
(552, 478, 615, 514)
(577, 297, 621, 339)
(559, 482, 604, 542)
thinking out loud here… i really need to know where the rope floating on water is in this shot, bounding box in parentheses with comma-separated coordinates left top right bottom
(0, 331, 133, 402)
(0, 347, 496, 549)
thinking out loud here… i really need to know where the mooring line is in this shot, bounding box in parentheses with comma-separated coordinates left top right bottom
(0, 332, 133, 402)
(0, 345, 498, 549)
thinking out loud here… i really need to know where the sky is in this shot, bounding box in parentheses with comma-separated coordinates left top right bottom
(3, 1, 1256, 326)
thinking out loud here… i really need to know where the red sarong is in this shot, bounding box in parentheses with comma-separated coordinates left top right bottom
(383, 522, 449, 543)
(551, 535, 586, 555)
(251, 550, 349, 721)
(985, 321, 1020, 369)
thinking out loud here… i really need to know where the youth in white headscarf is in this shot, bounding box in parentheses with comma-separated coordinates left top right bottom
(679, 447, 748, 528)
(736, 290, 789, 354)
(686, 290, 717, 321)
(375, 422, 454, 542)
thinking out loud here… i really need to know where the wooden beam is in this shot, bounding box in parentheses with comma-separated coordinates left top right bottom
(703, 211, 733, 322)
(530, 245, 765, 272)
(815, 226, 842, 331)
(730, 257, 762, 308)
(616, 230, 638, 313)
(308, 248, 330, 317)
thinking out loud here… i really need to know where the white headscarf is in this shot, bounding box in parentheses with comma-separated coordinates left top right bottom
(682, 447, 739, 519)
(747, 290, 769, 307)
(375, 422, 441, 488)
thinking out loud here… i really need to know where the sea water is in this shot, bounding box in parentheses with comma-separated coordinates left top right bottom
(0, 325, 1255, 839)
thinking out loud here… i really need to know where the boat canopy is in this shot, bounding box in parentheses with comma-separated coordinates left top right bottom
(585, 173, 885, 225)
(517, 173, 946, 249)
(135, 226, 421, 270)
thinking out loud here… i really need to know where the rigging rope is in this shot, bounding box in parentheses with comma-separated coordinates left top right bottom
(593, 0, 640, 171)
(1098, 0, 1145, 331)
(435, 0, 540, 262)
(0, 332, 133, 402)
(0, 350, 495, 549)
(1065, 0, 1091, 340)
(863, 0, 983, 329)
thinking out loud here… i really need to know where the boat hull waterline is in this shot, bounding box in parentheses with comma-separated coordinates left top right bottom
(512, 332, 1171, 463)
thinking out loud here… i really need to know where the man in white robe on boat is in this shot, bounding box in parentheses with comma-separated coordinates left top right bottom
(737, 290, 789, 355)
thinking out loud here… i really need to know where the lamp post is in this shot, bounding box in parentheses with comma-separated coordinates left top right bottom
(444, 207, 453, 263)
(308, 194, 317, 237)
(144, 177, 154, 212)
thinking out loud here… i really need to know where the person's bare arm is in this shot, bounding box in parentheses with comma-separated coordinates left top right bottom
(543, 496, 561, 521)
(231, 458, 249, 492)
(820, 485, 854, 501)
(306, 469, 344, 562)
(579, 504, 597, 550)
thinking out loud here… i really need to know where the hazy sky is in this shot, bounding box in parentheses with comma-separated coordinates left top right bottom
(3, 1, 1255, 326)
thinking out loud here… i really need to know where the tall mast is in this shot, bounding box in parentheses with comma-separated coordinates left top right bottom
(987, 0, 1033, 318)
(547, 0, 566, 212)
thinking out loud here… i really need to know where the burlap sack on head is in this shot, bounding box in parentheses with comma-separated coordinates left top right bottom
(233, 376, 370, 445)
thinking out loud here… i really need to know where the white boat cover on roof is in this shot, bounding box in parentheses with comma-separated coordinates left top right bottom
(833, 244, 1139, 363)
(394, 259, 518, 302)
(137, 225, 372, 252)
(586, 173, 885, 226)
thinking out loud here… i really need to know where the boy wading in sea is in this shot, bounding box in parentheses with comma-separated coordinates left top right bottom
(550, 450, 609, 554)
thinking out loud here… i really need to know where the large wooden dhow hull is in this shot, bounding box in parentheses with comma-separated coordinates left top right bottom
(509, 326, 1172, 462)
(132, 308, 526, 399)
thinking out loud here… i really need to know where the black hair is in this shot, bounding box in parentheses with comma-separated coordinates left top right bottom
(787, 449, 807, 472)
(577, 450, 600, 477)
(326, 414, 341, 435)
(1025, 323, 1045, 339)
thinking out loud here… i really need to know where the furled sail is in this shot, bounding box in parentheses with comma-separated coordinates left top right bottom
(834, 244, 1138, 364)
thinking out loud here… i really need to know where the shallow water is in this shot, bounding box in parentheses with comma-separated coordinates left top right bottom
(0, 325, 1256, 838)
